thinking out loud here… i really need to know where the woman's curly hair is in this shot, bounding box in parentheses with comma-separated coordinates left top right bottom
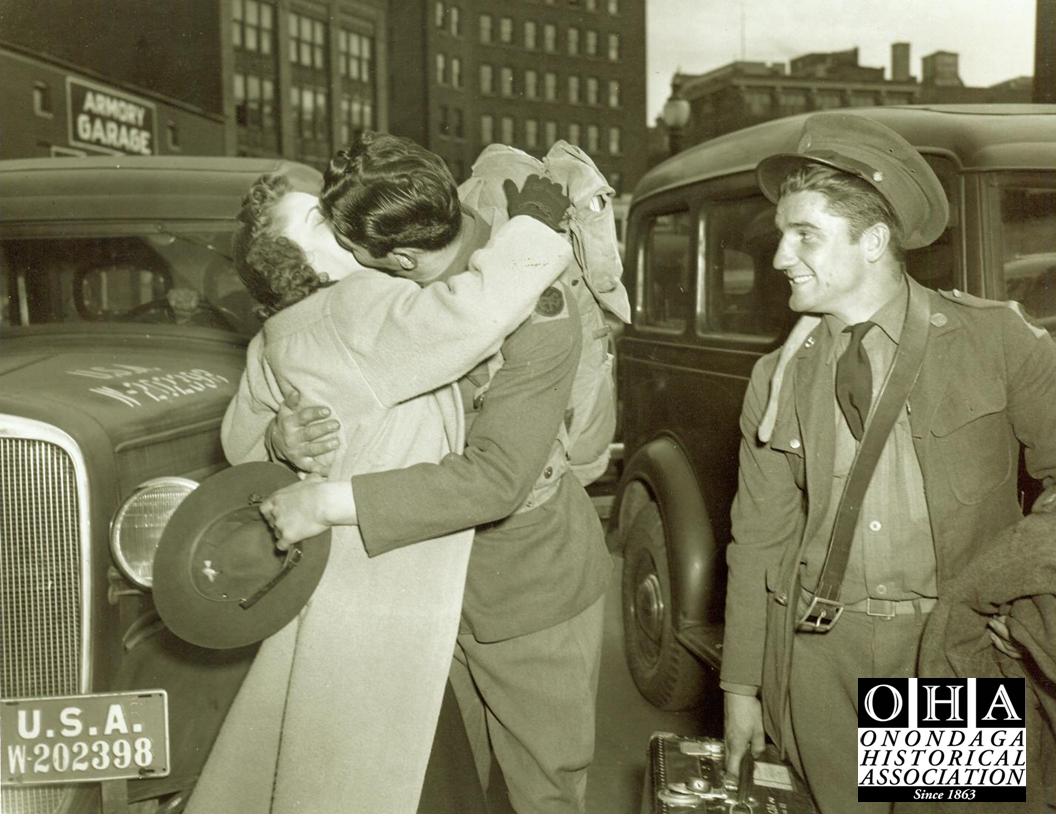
(233, 173, 334, 319)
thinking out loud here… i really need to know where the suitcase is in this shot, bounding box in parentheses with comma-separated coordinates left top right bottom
(643, 732, 816, 814)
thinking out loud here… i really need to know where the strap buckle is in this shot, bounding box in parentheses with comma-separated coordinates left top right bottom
(865, 598, 897, 619)
(796, 594, 844, 632)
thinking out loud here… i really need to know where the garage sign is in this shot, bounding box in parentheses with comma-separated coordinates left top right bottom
(67, 77, 156, 156)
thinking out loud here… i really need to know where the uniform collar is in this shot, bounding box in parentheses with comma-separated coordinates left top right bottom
(821, 273, 909, 347)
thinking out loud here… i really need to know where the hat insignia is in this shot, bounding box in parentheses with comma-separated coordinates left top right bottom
(873, 170, 884, 182)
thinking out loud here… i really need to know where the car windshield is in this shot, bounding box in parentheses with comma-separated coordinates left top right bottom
(0, 223, 260, 338)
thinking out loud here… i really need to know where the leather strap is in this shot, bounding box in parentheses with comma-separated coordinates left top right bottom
(798, 281, 931, 631)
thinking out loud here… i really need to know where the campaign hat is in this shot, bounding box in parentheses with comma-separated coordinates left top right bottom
(756, 112, 949, 249)
(153, 462, 330, 649)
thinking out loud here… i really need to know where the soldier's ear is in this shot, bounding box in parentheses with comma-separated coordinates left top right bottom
(861, 222, 891, 263)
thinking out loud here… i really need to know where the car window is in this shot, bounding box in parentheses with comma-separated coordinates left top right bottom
(0, 227, 259, 337)
(997, 174, 1056, 329)
(636, 209, 691, 333)
(697, 196, 784, 339)
(903, 155, 958, 292)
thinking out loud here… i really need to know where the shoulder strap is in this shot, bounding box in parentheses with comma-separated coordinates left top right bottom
(798, 281, 931, 631)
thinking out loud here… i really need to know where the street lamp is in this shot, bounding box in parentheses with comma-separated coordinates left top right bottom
(661, 88, 691, 156)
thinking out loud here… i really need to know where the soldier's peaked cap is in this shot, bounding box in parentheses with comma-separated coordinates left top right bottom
(756, 112, 949, 249)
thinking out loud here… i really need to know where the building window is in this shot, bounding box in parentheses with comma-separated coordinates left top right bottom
(439, 104, 450, 137)
(289, 12, 326, 69)
(481, 114, 494, 143)
(568, 122, 581, 145)
(567, 27, 580, 56)
(568, 75, 580, 104)
(233, 0, 274, 54)
(501, 66, 515, 97)
(33, 82, 52, 117)
(452, 57, 463, 88)
(585, 29, 597, 56)
(543, 23, 557, 53)
(744, 89, 771, 115)
(608, 125, 621, 154)
(291, 83, 328, 140)
(586, 76, 598, 105)
(586, 0, 597, 9)
(850, 91, 878, 107)
(340, 91, 374, 145)
(524, 20, 537, 50)
(479, 13, 492, 43)
(525, 69, 538, 99)
(608, 79, 620, 108)
(544, 71, 558, 101)
(586, 124, 599, 153)
(235, 71, 277, 131)
(815, 90, 843, 109)
(338, 30, 373, 83)
(436, 53, 447, 84)
(545, 120, 558, 146)
(449, 5, 461, 36)
(480, 64, 494, 94)
(778, 88, 808, 112)
(499, 16, 514, 44)
(166, 121, 180, 150)
(434, 1, 445, 27)
(526, 119, 539, 148)
(607, 0, 619, 13)
(608, 32, 620, 61)
(453, 107, 464, 139)
(501, 115, 514, 144)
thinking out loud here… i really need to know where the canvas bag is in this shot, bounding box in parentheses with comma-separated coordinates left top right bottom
(458, 141, 630, 485)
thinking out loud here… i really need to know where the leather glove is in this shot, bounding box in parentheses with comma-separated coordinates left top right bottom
(503, 174, 570, 232)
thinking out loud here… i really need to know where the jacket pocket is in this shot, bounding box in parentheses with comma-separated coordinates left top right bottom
(930, 376, 1013, 505)
(769, 422, 806, 490)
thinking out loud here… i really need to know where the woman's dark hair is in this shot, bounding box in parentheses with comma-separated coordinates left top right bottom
(233, 173, 333, 319)
(319, 132, 462, 258)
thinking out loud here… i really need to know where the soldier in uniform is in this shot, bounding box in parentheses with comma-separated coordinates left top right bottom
(256, 133, 613, 813)
(720, 112, 1056, 812)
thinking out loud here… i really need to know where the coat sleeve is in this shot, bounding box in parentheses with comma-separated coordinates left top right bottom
(720, 356, 806, 690)
(335, 216, 572, 408)
(1002, 309, 1056, 488)
(351, 290, 582, 556)
(221, 332, 283, 465)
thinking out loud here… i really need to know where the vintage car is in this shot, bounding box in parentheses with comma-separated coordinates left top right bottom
(610, 104, 1056, 710)
(0, 155, 320, 813)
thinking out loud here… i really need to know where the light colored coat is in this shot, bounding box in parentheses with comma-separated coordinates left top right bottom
(187, 215, 570, 813)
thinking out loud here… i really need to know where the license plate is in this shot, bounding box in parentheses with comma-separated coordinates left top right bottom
(1, 690, 170, 786)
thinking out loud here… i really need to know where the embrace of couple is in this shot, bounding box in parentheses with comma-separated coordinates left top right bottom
(184, 133, 619, 814)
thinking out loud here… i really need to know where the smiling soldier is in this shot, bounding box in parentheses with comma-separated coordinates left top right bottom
(720, 112, 1056, 812)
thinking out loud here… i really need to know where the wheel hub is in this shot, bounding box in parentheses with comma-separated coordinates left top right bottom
(634, 569, 665, 648)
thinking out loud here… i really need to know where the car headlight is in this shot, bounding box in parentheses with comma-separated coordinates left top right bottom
(110, 477, 198, 589)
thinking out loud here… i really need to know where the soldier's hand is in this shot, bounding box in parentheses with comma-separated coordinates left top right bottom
(268, 387, 340, 476)
(724, 691, 765, 780)
(259, 474, 347, 551)
(503, 175, 571, 233)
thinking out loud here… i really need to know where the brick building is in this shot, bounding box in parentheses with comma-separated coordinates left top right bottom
(386, 0, 647, 191)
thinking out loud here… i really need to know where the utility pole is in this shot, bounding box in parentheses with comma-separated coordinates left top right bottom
(1036, 0, 1056, 102)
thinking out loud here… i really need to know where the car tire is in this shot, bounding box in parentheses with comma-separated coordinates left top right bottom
(621, 500, 708, 711)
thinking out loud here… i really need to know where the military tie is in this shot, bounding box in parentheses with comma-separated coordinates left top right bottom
(835, 321, 875, 440)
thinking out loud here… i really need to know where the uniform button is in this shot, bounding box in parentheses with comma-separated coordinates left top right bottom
(952, 288, 962, 298)
(789, 438, 801, 449)
(930, 313, 947, 327)
(572, 277, 581, 286)
(868, 520, 882, 532)
(544, 466, 553, 478)
(876, 584, 887, 595)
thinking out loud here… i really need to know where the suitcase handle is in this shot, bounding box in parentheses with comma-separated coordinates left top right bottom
(728, 751, 754, 814)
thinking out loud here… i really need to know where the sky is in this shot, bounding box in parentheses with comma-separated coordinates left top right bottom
(646, 0, 1039, 121)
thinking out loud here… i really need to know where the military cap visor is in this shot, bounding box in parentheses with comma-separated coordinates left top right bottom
(153, 462, 330, 649)
(757, 112, 950, 249)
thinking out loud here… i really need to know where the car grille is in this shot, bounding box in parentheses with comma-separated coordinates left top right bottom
(1, 427, 89, 814)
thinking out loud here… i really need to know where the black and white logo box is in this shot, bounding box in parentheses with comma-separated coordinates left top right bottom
(857, 677, 1026, 804)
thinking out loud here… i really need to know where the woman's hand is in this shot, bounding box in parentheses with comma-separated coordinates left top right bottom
(259, 475, 355, 551)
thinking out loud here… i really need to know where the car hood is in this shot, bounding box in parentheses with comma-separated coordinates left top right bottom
(0, 333, 246, 449)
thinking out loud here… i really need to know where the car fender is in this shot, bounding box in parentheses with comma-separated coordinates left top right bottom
(612, 434, 719, 630)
